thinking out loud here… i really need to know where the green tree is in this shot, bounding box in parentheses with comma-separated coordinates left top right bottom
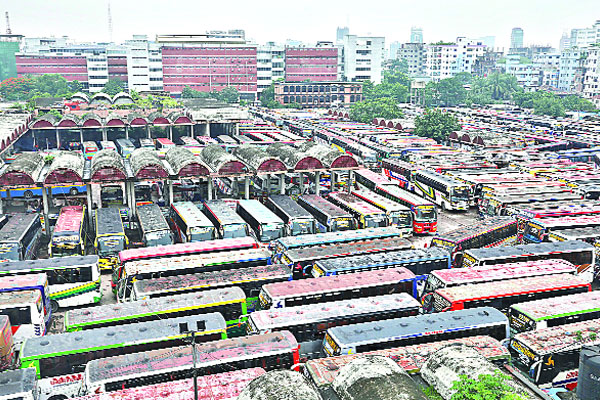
(68, 80, 83, 94)
(367, 83, 409, 103)
(383, 70, 412, 88)
(414, 108, 461, 141)
(561, 95, 597, 112)
(101, 79, 126, 96)
(349, 98, 404, 124)
(34, 74, 71, 97)
(425, 78, 467, 107)
(259, 84, 275, 107)
(450, 371, 526, 400)
(0, 77, 35, 101)
(217, 86, 240, 103)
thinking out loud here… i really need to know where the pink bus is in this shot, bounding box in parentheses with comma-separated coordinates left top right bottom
(49, 205, 86, 257)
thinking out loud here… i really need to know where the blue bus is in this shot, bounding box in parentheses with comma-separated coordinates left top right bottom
(0, 184, 86, 199)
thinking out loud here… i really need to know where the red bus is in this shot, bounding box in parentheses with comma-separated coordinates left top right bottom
(428, 273, 591, 313)
(353, 168, 398, 191)
(380, 158, 419, 190)
(375, 184, 437, 234)
(49, 205, 86, 257)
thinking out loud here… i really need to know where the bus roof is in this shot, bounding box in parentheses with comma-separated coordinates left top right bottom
(283, 237, 412, 263)
(20, 313, 226, 359)
(95, 207, 125, 236)
(123, 248, 271, 276)
(267, 195, 314, 219)
(529, 214, 600, 229)
(549, 226, 600, 240)
(156, 138, 175, 145)
(351, 189, 410, 212)
(0, 214, 38, 243)
(0, 273, 46, 290)
(327, 307, 506, 347)
(513, 318, 600, 355)
(73, 369, 266, 400)
(237, 200, 284, 225)
(328, 192, 386, 216)
(432, 216, 515, 245)
(251, 293, 419, 331)
(0, 255, 99, 273)
(263, 267, 415, 299)
(463, 240, 594, 261)
(436, 273, 588, 303)
(314, 248, 449, 274)
(66, 287, 244, 328)
(203, 200, 247, 226)
(53, 206, 85, 236)
(518, 202, 600, 219)
(133, 264, 291, 297)
(86, 331, 298, 385)
(512, 291, 600, 322)
(354, 169, 397, 186)
(416, 170, 469, 187)
(305, 335, 508, 388)
(431, 259, 576, 286)
(118, 236, 257, 264)
(0, 289, 40, 305)
(136, 204, 170, 233)
(172, 202, 213, 228)
(299, 195, 353, 218)
(272, 227, 403, 251)
(376, 184, 435, 207)
(0, 368, 37, 397)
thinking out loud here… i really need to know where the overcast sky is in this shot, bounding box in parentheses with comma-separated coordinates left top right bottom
(3, 0, 599, 50)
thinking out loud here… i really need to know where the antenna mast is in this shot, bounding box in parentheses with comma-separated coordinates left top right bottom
(107, 2, 113, 42)
(5, 12, 11, 35)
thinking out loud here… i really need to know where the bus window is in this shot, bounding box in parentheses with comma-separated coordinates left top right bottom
(236, 200, 285, 242)
(169, 202, 216, 243)
(115, 138, 135, 158)
(202, 200, 250, 239)
(83, 141, 98, 160)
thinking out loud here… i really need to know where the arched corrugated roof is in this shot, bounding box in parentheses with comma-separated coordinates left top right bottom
(130, 148, 168, 179)
(80, 113, 102, 128)
(57, 114, 79, 128)
(300, 142, 359, 169)
(148, 111, 170, 126)
(200, 144, 249, 175)
(233, 145, 287, 173)
(44, 152, 84, 184)
(70, 92, 89, 103)
(106, 114, 127, 127)
(165, 147, 210, 177)
(89, 92, 113, 105)
(90, 149, 126, 181)
(112, 92, 134, 105)
(127, 112, 149, 126)
(265, 143, 324, 171)
(238, 370, 321, 400)
(30, 114, 58, 129)
(0, 152, 44, 185)
(167, 111, 193, 125)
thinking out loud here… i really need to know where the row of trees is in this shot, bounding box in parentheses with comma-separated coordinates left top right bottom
(349, 70, 412, 122)
(513, 91, 597, 117)
(181, 85, 241, 104)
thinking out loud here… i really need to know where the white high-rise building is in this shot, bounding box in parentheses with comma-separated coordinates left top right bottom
(410, 27, 423, 44)
(425, 37, 486, 80)
(124, 35, 163, 93)
(256, 42, 284, 93)
(342, 35, 385, 83)
(558, 48, 589, 92)
(570, 21, 600, 48)
(582, 48, 600, 104)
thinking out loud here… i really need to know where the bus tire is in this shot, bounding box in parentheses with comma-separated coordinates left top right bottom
(441, 202, 446, 212)
(49, 395, 68, 400)
(69, 187, 79, 196)
(51, 300, 59, 314)
(24, 190, 34, 199)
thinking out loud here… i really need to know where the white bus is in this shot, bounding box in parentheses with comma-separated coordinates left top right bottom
(0, 368, 38, 400)
(413, 170, 470, 211)
(0, 255, 101, 313)
(0, 290, 46, 345)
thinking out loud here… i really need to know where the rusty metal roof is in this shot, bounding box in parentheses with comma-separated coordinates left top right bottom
(90, 149, 126, 181)
(201, 144, 249, 175)
(0, 152, 44, 186)
(233, 145, 287, 173)
(44, 151, 85, 184)
(130, 148, 169, 179)
(165, 147, 210, 177)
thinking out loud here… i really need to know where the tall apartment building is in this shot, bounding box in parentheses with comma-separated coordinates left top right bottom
(410, 27, 423, 44)
(336, 27, 349, 44)
(398, 43, 426, 77)
(558, 48, 589, 92)
(124, 35, 163, 93)
(510, 28, 524, 49)
(284, 43, 338, 82)
(341, 35, 385, 83)
(256, 42, 284, 93)
(505, 54, 541, 89)
(388, 41, 401, 60)
(157, 33, 257, 98)
(425, 37, 486, 80)
(559, 33, 572, 52)
(582, 47, 600, 103)
(570, 21, 600, 48)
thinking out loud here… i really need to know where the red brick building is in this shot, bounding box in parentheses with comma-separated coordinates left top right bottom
(274, 81, 362, 108)
(284, 47, 338, 82)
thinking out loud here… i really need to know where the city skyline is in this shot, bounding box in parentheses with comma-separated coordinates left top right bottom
(2, 0, 598, 49)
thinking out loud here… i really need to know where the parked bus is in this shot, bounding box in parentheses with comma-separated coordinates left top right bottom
(327, 192, 387, 229)
(297, 195, 355, 232)
(49, 206, 86, 258)
(155, 137, 175, 157)
(0, 315, 12, 370)
(0, 256, 101, 313)
(431, 216, 518, 267)
(0, 214, 42, 261)
(0, 290, 45, 344)
(66, 287, 244, 333)
(115, 138, 135, 158)
(130, 264, 290, 312)
(510, 318, 600, 389)
(138, 138, 154, 149)
(0, 368, 38, 400)
(236, 200, 285, 242)
(281, 237, 412, 279)
(94, 207, 128, 271)
(99, 141, 116, 151)
(136, 203, 173, 247)
(420, 259, 577, 302)
(259, 267, 416, 310)
(82, 141, 98, 160)
(547, 225, 600, 246)
(461, 240, 595, 280)
(524, 215, 600, 244)
(412, 170, 471, 211)
(312, 248, 450, 296)
(247, 294, 420, 359)
(479, 192, 581, 218)
(168, 201, 216, 243)
(115, 248, 271, 299)
(80, 331, 299, 395)
(72, 369, 265, 400)
(351, 189, 412, 234)
(271, 226, 403, 260)
(322, 307, 508, 357)
(264, 195, 316, 236)
(20, 314, 226, 400)
(0, 274, 51, 329)
(426, 274, 591, 314)
(353, 168, 397, 191)
(381, 159, 419, 190)
(202, 200, 251, 239)
(375, 184, 437, 234)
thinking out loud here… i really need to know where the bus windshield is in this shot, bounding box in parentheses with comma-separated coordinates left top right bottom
(190, 226, 214, 241)
(224, 223, 248, 238)
(291, 218, 314, 236)
(97, 235, 126, 256)
(364, 214, 387, 228)
(416, 207, 436, 221)
(389, 211, 412, 227)
(260, 223, 284, 242)
(451, 187, 470, 202)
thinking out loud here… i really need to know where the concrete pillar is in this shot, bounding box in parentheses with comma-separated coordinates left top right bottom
(55, 129, 60, 149)
(299, 172, 305, 194)
(347, 170, 354, 193)
(314, 171, 320, 195)
(128, 182, 137, 217)
(244, 176, 250, 200)
(125, 126, 129, 139)
(266, 174, 271, 195)
(86, 183, 93, 227)
(207, 178, 214, 200)
(279, 174, 285, 195)
(80, 128, 84, 143)
(189, 125, 193, 137)
(330, 171, 336, 192)
(235, 123, 239, 135)
(42, 187, 50, 235)
(205, 123, 211, 137)
(168, 125, 173, 141)
(102, 127, 107, 141)
(147, 125, 151, 139)
(168, 180, 174, 206)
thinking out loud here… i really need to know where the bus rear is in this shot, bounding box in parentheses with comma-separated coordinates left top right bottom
(327, 192, 387, 229)
(375, 184, 437, 234)
(0, 290, 46, 344)
(236, 200, 285, 242)
(264, 195, 316, 236)
(169, 202, 216, 243)
(351, 189, 412, 235)
(202, 200, 250, 239)
(136, 203, 173, 247)
(49, 206, 86, 257)
(94, 207, 128, 270)
(82, 141, 98, 160)
(297, 195, 355, 232)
